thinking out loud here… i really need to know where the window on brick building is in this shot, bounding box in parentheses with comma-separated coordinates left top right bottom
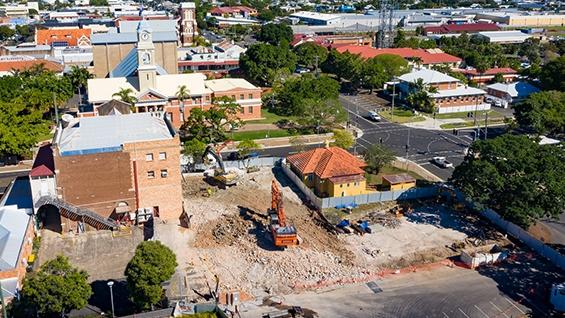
(146, 153, 153, 161)
(161, 169, 168, 178)
(240, 94, 244, 100)
(248, 93, 253, 99)
(248, 106, 253, 113)
(231, 95, 236, 100)
(147, 171, 155, 178)
(159, 152, 167, 160)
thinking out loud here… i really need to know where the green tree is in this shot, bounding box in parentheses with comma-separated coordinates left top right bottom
(294, 42, 328, 70)
(257, 23, 293, 45)
(0, 100, 49, 157)
(89, 0, 108, 5)
(450, 134, 565, 228)
(237, 139, 260, 167)
(363, 144, 395, 174)
(0, 25, 15, 41)
(298, 98, 346, 133)
(539, 56, 565, 91)
(271, 74, 340, 116)
(176, 85, 191, 123)
(181, 96, 243, 143)
(240, 43, 297, 86)
(18, 256, 92, 317)
(183, 139, 207, 165)
(67, 65, 93, 106)
(406, 78, 438, 113)
(112, 87, 138, 110)
(332, 129, 354, 149)
(514, 91, 565, 135)
(492, 72, 504, 83)
(372, 54, 409, 78)
(321, 49, 363, 84)
(125, 241, 177, 310)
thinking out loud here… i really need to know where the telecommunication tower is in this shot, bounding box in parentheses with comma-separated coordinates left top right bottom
(376, 0, 395, 48)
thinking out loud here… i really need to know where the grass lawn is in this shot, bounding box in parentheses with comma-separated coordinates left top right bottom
(246, 109, 297, 124)
(440, 118, 506, 129)
(434, 110, 505, 120)
(229, 129, 292, 141)
(366, 165, 425, 185)
(379, 109, 426, 124)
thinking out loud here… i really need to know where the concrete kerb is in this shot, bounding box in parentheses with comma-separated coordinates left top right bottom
(220, 133, 334, 151)
(393, 157, 444, 182)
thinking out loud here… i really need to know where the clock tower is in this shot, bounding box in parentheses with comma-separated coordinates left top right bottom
(137, 19, 157, 92)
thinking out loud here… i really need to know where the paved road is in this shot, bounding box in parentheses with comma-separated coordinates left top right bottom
(243, 266, 537, 318)
(339, 94, 506, 181)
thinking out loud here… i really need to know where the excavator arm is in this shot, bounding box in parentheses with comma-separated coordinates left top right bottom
(203, 145, 225, 173)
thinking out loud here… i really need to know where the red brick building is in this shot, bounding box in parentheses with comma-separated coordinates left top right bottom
(454, 67, 518, 84)
(336, 45, 462, 68)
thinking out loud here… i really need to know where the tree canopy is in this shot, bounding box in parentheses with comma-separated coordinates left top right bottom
(297, 98, 347, 133)
(294, 42, 328, 69)
(514, 90, 565, 136)
(125, 241, 177, 310)
(539, 56, 565, 91)
(240, 43, 297, 86)
(332, 129, 355, 149)
(450, 134, 565, 228)
(406, 78, 438, 113)
(269, 74, 340, 116)
(256, 23, 293, 45)
(363, 144, 395, 174)
(16, 256, 92, 317)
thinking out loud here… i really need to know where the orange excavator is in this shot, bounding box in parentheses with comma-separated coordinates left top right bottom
(269, 180, 299, 248)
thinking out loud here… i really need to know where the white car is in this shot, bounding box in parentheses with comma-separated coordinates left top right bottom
(433, 156, 453, 168)
(368, 111, 381, 121)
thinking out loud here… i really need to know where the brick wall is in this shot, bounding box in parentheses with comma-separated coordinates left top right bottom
(123, 137, 183, 221)
(54, 150, 136, 218)
(435, 95, 484, 108)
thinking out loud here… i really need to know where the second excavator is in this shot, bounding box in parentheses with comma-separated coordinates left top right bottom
(268, 180, 300, 248)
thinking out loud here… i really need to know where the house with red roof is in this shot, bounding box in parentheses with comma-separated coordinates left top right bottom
(454, 67, 518, 84)
(424, 23, 500, 35)
(291, 34, 373, 48)
(0, 56, 64, 76)
(336, 45, 462, 68)
(209, 6, 257, 18)
(286, 146, 371, 198)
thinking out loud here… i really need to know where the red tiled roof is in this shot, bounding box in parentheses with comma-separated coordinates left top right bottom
(30, 143, 55, 178)
(36, 28, 91, 46)
(287, 147, 366, 179)
(455, 67, 517, 76)
(0, 59, 64, 73)
(210, 6, 256, 15)
(424, 23, 500, 34)
(336, 45, 462, 65)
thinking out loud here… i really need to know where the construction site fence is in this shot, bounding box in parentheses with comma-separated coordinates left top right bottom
(280, 163, 438, 210)
(192, 156, 282, 171)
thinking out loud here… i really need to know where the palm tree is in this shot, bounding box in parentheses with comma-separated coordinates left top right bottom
(112, 88, 138, 112)
(67, 65, 93, 107)
(406, 78, 438, 114)
(176, 85, 190, 122)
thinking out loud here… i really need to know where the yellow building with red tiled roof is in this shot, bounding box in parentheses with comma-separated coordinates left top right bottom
(286, 147, 371, 198)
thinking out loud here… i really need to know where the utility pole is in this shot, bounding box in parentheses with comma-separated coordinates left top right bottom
(484, 111, 488, 140)
(314, 55, 320, 78)
(53, 92, 59, 126)
(391, 80, 396, 123)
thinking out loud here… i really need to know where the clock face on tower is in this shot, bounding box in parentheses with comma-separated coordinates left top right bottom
(142, 52, 151, 65)
(140, 32, 150, 41)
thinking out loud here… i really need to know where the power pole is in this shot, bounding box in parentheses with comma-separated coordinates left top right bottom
(484, 111, 488, 140)
(53, 92, 59, 126)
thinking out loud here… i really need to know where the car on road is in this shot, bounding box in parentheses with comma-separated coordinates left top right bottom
(367, 111, 381, 122)
(432, 156, 453, 168)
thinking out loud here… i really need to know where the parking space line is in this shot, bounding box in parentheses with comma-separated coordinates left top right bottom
(489, 301, 509, 318)
(442, 312, 449, 318)
(474, 305, 490, 318)
(503, 297, 526, 315)
(458, 308, 470, 318)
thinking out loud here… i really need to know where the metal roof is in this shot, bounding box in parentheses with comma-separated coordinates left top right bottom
(91, 31, 177, 44)
(58, 113, 174, 156)
(119, 20, 178, 33)
(399, 69, 459, 84)
(0, 177, 33, 271)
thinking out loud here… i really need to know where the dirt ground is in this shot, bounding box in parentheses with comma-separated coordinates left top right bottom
(37, 167, 507, 302)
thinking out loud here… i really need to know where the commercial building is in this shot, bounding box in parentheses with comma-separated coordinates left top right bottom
(0, 56, 64, 76)
(454, 67, 518, 84)
(290, 33, 373, 48)
(35, 28, 92, 47)
(91, 21, 178, 78)
(0, 43, 51, 58)
(35, 113, 183, 232)
(397, 68, 489, 114)
(289, 11, 342, 25)
(474, 12, 565, 27)
(476, 30, 532, 44)
(0, 177, 34, 303)
(207, 6, 259, 27)
(86, 20, 261, 128)
(486, 81, 540, 108)
(177, 41, 245, 73)
(423, 22, 500, 35)
(336, 45, 462, 68)
(286, 147, 369, 198)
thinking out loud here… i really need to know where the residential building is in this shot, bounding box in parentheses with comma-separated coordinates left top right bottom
(286, 147, 369, 198)
(0, 56, 64, 76)
(336, 45, 462, 68)
(86, 21, 261, 127)
(49, 12, 80, 22)
(0, 43, 51, 58)
(91, 21, 178, 78)
(382, 174, 416, 191)
(397, 68, 489, 114)
(179, 2, 198, 46)
(0, 177, 35, 303)
(290, 33, 373, 48)
(454, 67, 518, 84)
(476, 30, 532, 44)
(0, 5, 30, 17)
(177, 41, 245, 73)
(35, 28, 92, 47)
(423, 22, 500, 35)
(207, 6, 259, 27)
(486, 81, 540, 108)
(38, 113, 183, 231)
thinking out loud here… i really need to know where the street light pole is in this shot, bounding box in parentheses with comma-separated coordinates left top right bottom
(107, 281, 115, 318)
(391, 80, 396, 123)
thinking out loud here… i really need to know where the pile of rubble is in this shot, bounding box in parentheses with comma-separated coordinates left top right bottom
(366, 212, 401, 229)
